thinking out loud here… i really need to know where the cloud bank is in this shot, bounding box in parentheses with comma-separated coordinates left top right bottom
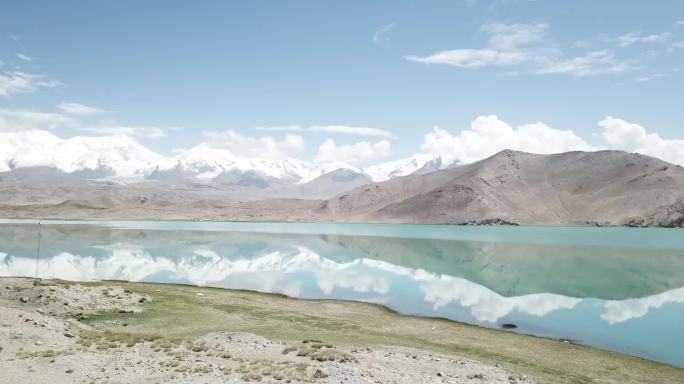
(420, 115, 597, 164)
(599, 116, 684, 166)
(315, 139, 391, 163)
(202, 130, 306, 160)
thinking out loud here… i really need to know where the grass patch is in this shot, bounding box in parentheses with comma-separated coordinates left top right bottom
(64, 280, 684, 384)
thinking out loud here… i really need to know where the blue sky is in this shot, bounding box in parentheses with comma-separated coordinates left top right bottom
(1, 0, 683, 166)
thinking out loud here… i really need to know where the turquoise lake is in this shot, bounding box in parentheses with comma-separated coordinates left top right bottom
(1, 220, 683, 367)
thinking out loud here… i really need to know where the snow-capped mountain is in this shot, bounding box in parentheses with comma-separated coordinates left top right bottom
(163, 143, 314, 181)
(0, 130, 172, 177)
(160, 143, 361, 184)
(0, 130, 449, 186)
(363, 154, 452, 182)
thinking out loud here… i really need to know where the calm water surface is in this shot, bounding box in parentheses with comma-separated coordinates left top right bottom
(1, 220, 683, 367)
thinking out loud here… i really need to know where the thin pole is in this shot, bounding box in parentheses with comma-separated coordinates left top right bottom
(35, 220, 41, 279)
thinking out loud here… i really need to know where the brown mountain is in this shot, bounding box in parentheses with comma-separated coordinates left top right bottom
(317, 150, 684, 227)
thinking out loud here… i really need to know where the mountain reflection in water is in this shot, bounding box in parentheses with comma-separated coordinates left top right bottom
(1, 221, 683, 367)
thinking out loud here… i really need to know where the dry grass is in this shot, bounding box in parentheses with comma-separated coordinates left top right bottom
(282, 340, 357, 363)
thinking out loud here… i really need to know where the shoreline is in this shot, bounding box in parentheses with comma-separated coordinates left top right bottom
(2, 216, 682, 232)
(0, 211, 682, 229)
(1, 277, 683, 383)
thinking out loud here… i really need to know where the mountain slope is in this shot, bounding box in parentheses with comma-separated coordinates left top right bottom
(319, 150, 684, 227)
(281, 168, 373, 199)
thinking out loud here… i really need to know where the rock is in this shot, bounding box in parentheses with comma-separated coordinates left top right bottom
(461, 218, 519, 226)
(65, 369, 73, 374)
(501, 323, 518, 329)
(313, 369, 329, 379)
(63, 332, 75, 338)
(19, 297, 29, 303)
(437, 372, 444, 377)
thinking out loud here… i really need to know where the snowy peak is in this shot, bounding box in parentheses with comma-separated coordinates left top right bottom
(169, 143, 236, 179)
(363, 154, 452, 182)
(165, 145, 362, 184)
(169, 145, 319, 182)
(0, 130, 171, 177)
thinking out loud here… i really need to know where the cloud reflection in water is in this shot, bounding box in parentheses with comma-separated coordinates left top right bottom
(3, 245, 682, 325)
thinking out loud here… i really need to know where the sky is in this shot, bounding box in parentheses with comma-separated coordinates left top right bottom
(1, 0, 684, 166)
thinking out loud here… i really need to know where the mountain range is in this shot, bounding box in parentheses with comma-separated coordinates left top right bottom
(1, 131, 683, 227)
(0, 131, 449, 194)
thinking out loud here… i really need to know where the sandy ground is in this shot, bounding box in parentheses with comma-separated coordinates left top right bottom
(0, 277, 530, 383)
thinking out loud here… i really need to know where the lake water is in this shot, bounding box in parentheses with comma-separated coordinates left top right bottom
(1, 220, 683, 367)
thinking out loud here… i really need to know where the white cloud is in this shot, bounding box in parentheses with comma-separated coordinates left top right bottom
(417, 116, 684, 167)
(16, 53, 33, 62)
(203, 130, 305, 160)
(0, 71, 61, 97)
(372, 23, 395, 47)
(601, 286, 684, 325)
(78, 125, 166, 139)
(614, 32, 671, 47)
(420, 115, 596, 164)
(406, 22, 546, 68)
(58, 102, 108, 116)
(420, 274, 581, 323)
(599, 116, 684, 166)
(482, 22, 549, 50)
(635, 73, 665, 82)
(406, 22, 635, 77)
(535, 51, 634, 77)
(311, 125, 394, 138)
(0, 108, 73, 132)
(406, 49, 532, 68)
(315, 139, 391, 163)
(677, 20, 684, 26)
